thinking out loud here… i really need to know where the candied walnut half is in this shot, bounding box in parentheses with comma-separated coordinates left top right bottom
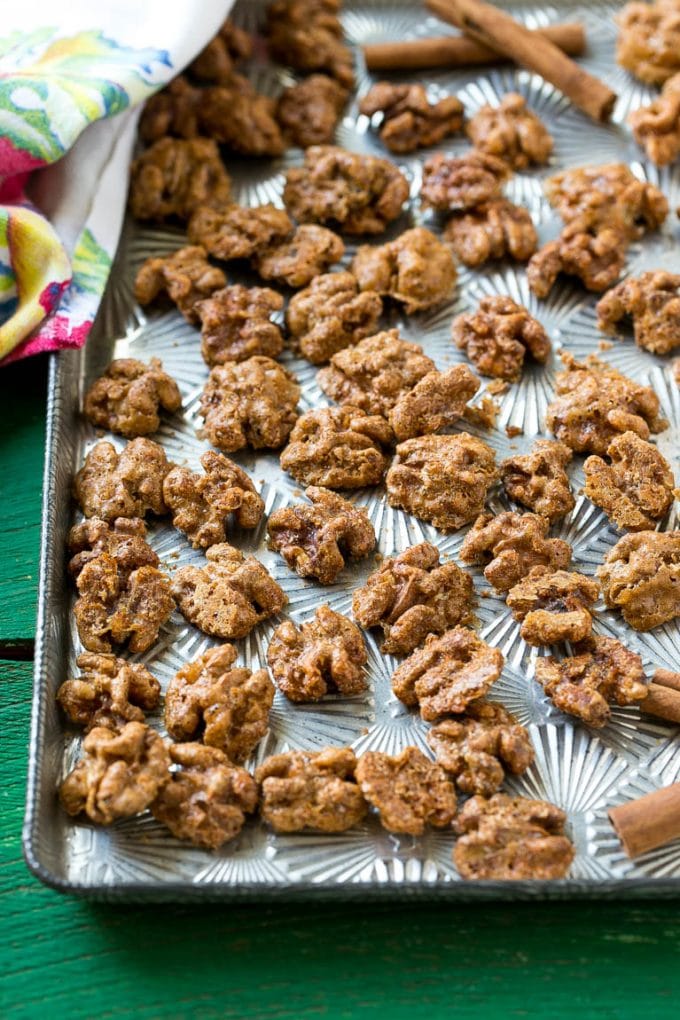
(67, 516, 159, 580)
(392, 627, 504, 721)
(152, 743, 257, 850)
(267, 485, 375, 584)
(188, 203, 294, 261)
(190, 18, 253, 84)
(451, 295, 550, 383)
(527, 223, 627, 298)
(83, 358, 181, 438)
(266, 0, 355, 88)
(199, 356, 300, 453)
(197, 284, 284, 366)
(630, 72, 680, 166)
(386, 433, 498, 532)
(134, 245, 226, 324)
(466, 93, 553, 169)
(584, 431, 676, 532)
(282, 145, 409, 235)
(74, 439, 170, 520)
(280, 406, 393, 489)
(165, 644, 273, 762)
(199, 82, 285, 158)
(350, 227, 457, 314)
(596, 270, 680, 355)
(57, 652, 160, 732)
(427, 701, 534, 796)
(359, 82, 464, 154)
(138, 76, 202, 143)
(172, 543, 287, 639)
(389, 364, 480, 442)
(129, 138, 231, 223)
(355, 747, 456, 835)
(256, 747, 367, 832)
(60, 722, 170, 825)
(535, 635, 647, 727)
(286, 271, 383, 365)
(268, 605, 368, 702)
(507, 568, 600, 646)
(544, 163, 669, 238)
(453, 793, 574, 880)
(163, 450, 264, 549)
(597, 530, 680, 630)
(444, 199, 537, 268)
(276, 74, 348, 148)
(500, 440, 574, 524)
(546, 354, 667, 455)
(420, 150, 511, 212)
(460, 512, 572, 594)
(616, 0, 680, 85)
(253, 224, 345, 288)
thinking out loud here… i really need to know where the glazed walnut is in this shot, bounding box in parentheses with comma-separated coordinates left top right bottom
(420, 150, 511, 212)
(196, 284, 284, 366)
(386, 433, 498, 532)
(199, 82, 285, 158)
(134, 245, 226, 324)
(453, 793, 574, 880)
(280, 406, 393, 489)
(286, 272, 383, 364)
(444, 200, 537, 268)
(535, 635, 647, 727)
(267, 486, 375, 584)
(596, 270, 680, 355)
(584, 432, 676, 532)
(282, 145, 409, 235)
(451, 295, 551, 382)
(253, 225, 345, 288)
(67, 516, 159, 581)
(616, 0, 680, 85)
(83, 358, 181, 438)
(392, 627, 504, 721)
(597, 530, 680, 630)
(190, 18, 253, 84)
(352, 543, 475, 655)
(500, 440, 574, 524)
(276, 74, 348, 148)
(163, 450, 264, 549)
(630, 72, 680, 166)
(57, 652, 161, 732)
(266, 0, 355, 89)
(171, 543, 287, 640)
(355, 747, 457, 835)
(427, 701, 534, 796)
(138, 76, 203, 142)
(460, 512, 572, 594)
(466, 93, 554, 169)
(60, 722, 170, 825)
(389, 365, 480, 442)
(527, 222, 628, 298)
(506, 568, 600, 646)
(199, 356, 300, 453)
(350, 227, 457, 313)
(151, 743, 257, 850)
(267, 605, 368, 702)
(257, 747, 367, 833)
(165, 644, 274, 762)
(74, 439, 170, 520)
(544, 163, 669, 238)
(545, 354, 667, 456)
(129, 138, 231, 222)
(188, 203, 294, 261)
(359, 82, 464, 154)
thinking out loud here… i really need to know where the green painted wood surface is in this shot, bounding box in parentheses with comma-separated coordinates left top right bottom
(1, 354, 680, 1019)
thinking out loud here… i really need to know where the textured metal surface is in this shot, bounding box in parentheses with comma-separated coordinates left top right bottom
(24, 0, 680, 899)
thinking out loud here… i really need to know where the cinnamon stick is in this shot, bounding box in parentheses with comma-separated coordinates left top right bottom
(426, 0, 616, 123)
(609, 784, 680, 858)
(640, 668, 680, 724)
(363, 23, 586, 71)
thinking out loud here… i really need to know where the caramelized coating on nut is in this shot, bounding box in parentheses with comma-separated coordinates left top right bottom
(67, 516, 159, 581)
(199, 356, 300, 453)
(355, 747, 457, 835)
(171, 543, 287, 639)
(134, 245, 227, 324)
(276, 74, 348, 148)
(200, 82, 285, 157)
(453, 793, 574, 880)
(283, 145, 409, 235)
(267, 486, 375, 584)
(616, 0, 680, 85)
(500, 440, 574, 523)
(266, 0, 355, 88)
(460, 512, 572, 594)
(597, 530, 680, 630)
(352, 542, 475, 655)
(389, 364, 480, 442)
(451, 295, 551, 382)
(427, 701, 534, 796)
(392, 627, 504, 721)
(444, 199, 537, 268)
(506, 568, 600, 646)
(256, 747, 367, 832)
(544, 164, 669, 238)
(535, 635, 647, 727)
(60, 722, 170, 825)
(350, 227, 457, 313)
(280, 405, 393, 489)
(466, 93, 554, 169)
(163, 450, 264, 549)
(386, 433, 498, 532)
(527, 223, 627, 298)
(139, 76, 203, 143)
(151, 743, 258, 850)
(197, 284, 284, 366)
(596, 270, 680, 355)
(584, 432, 676, 532)
(188, 203, 294, 261)
(57, 652, 161, 732)
(420, 150, 511, 212)
(630, 72, 680, 166)
(253, 225, 345, 287)
(359, 82, 464, 154)
(74, 439, 170, 520)
(165, 644, 274, 762)
(286, 271, 383, 365)
(129, 138, 231, 222)
(267, 605, 368, 702)
(83, 358, 181, 438)
(190, 18, 253, 84)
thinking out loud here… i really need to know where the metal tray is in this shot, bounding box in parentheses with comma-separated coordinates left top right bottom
(24, 0, 680, 900)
